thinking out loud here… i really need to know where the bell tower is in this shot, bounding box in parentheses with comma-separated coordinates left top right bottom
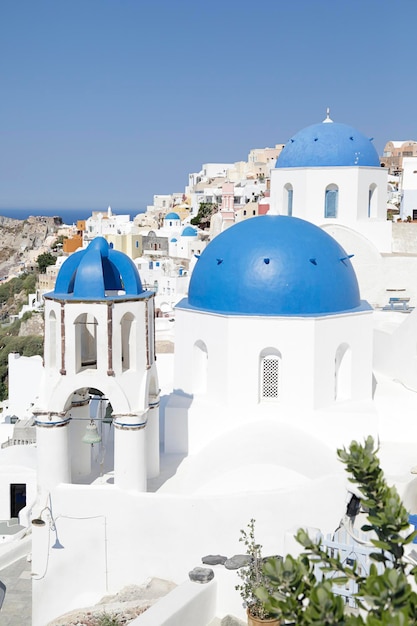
(34, 237, 159, 499)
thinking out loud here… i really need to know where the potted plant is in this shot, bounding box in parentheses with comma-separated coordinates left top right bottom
(235, 518, 280, 625)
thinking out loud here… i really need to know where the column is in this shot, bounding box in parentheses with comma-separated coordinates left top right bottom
(113, 412, 147, 491)
(146, 393, 160, 479)
(35, 412, 70, 498)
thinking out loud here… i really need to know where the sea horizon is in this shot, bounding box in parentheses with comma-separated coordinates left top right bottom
(0, 206, 146, 225)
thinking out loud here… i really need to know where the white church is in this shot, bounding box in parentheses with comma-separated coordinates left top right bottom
(2, 115, 417, 625)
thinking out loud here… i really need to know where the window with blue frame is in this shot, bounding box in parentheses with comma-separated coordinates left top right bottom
(284, 184, 293, 216)
(368, 184, 377, 218)
(324, 185, 339, 218)
(287, 188, 293, 216)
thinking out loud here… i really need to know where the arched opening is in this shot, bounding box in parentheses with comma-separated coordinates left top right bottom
(284, 184, 293, 216)
(259, 348, 282, 401)
(324, 184, 339, 218)
(368, 183, 377, 218)
(121, 313, 136, 371)
(49, 310, 57, 369)
(335, 343, 352, 401)
(75, 313, 98, 372)
(193, 340, 208, 394)
(68, 387, 114, 484)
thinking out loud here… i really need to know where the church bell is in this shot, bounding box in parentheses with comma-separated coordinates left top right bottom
(82, 420, 102, 445)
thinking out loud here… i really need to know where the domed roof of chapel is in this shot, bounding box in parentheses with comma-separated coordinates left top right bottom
(52, 237, 143, 300)
(187, 215, 364, 316)
(276, 116, 380, 168)
(181, 226, 197, 237)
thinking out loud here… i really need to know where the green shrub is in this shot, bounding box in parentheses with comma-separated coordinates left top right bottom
(257, 437, 417, 625)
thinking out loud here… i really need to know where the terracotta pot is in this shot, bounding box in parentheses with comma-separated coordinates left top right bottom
(247, 608, 280, 626)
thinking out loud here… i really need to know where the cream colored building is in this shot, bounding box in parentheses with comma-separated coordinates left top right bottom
(381, 140, 417, 173)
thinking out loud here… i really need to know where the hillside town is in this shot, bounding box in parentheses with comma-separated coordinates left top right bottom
(2, 117, 417, 625)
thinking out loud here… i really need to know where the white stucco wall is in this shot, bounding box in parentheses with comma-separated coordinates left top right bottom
(32, 468, 348, 626)
(269, 166, 391, 252)
(173, 307, 373, 412)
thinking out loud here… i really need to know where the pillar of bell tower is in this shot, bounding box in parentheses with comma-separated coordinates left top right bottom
(147, 393, 160, 478)
(35, 412, 71, 500)
(113, 412, 148, 491)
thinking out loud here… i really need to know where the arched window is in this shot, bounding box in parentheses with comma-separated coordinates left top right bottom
(121, 313, 136, 371)
(324, 184, 339, 218)
(75, 313, 98, 372)
(335, 343, 352, 401)
(193, 340, 208, 394)
(368, 183, 377, 218)
(284, 184, 293, 216)
(260, 348, 282, 401)
(49, 310, 57, 369)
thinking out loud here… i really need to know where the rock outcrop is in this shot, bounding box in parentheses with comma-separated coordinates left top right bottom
(0, 214, 62, 279)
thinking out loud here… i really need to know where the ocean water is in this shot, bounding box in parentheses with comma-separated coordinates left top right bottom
(0, 207, 145, 225)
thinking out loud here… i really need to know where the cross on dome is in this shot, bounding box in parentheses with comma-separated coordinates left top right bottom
(323, 107, 333, 123)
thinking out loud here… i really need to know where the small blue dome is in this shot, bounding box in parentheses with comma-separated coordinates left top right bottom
(53, 237, 143, 300)
(181, 226, 197, 237)
(187, 216, 363, 316)
(165, 212, 180, 220)
(276, 121, 380, 168)
(170, 237, 178, 243)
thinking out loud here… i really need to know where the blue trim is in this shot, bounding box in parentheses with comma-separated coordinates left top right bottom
(34, 418, 71, 427)
(115, 421, 147, 428)
(44, 290, 154, 303)
(176, 298, 372, 318)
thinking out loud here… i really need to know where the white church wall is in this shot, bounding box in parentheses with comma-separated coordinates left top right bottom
(270, 166, 391, 252)
(174, 307, 372, 414)
(314, 311, 373, 408)
(269, 168, 306, 216)
(373, 309, 417, 391)
(322, 225, 417, 308)
(32, 472, 348, 626)
(321, 225, 386, 308)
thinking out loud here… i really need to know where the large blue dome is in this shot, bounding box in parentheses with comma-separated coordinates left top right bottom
(276, 121, 380, 168)
(52, 237, 143, 300)
(187, 216, 364, 316)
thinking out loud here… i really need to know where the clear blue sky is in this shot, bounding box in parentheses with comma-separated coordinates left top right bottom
(1, 0, 416, 212)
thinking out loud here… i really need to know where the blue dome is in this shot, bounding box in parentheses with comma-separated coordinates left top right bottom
(187, 216, 363, 316)
(165, 212, 180, 220)
(52, 237, 143, 300)
(170, 237, 178, 243)
(276, 121, 380, 168)
(181, 226, 197, 237)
